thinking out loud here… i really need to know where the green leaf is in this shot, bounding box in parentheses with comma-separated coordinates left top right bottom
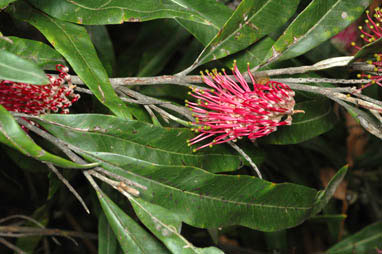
(188, 0, 299, 70)
(136, 20, 190, 77)
(0, 0, 17, 9)
(223, 36, 275, 71)
(130, 196, 224, 254)
(327, 221, 382, 254)
(82, 152, 318, 231)
(268, 0, 371, 63)
(37, 114, 243, 173)
(0, 105, 97, 169)
(29, 0, 231, 26)
(97, 191, 170, 254)
(86, 26, 116, 77)
(312, 165, 347, 215)
(0, 36, 65, 70)
(38, 114, 338, 232)
(10, 2, 132, 119)
(0, 49, 49, 84)
(261, 99, 337, 144)
(98, 213, 118, 254)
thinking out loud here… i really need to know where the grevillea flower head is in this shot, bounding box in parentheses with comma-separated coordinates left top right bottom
(185, 62, 298, 151)
(0, 64, 80, 116)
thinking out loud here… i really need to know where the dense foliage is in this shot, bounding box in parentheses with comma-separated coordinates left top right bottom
(0, 0, 381, 253)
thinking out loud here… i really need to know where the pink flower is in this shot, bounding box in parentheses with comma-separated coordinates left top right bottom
(0, 64, 80, 115)
(186, 63, 297, 151)
(351, 8, 382, 50)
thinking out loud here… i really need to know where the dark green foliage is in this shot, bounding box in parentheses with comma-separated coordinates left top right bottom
(0, 0, 381, 253)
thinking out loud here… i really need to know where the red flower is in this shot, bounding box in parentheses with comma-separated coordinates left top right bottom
(186, 63, 297, 151)
(0, 64, 80, 115)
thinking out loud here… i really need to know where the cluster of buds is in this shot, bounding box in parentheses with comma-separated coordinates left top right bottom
(0, 64, 80, 116)
(186, 63, 299, 151)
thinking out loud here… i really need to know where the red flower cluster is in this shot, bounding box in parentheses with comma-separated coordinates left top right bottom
(0, 64, 80, 115)
(186, 63, 297, 151)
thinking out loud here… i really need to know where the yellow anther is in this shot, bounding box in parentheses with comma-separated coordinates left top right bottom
(357, 73, 361, 78)
(358, 26, 363, 30)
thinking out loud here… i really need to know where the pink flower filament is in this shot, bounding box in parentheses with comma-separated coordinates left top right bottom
(186, 63, 297, 152)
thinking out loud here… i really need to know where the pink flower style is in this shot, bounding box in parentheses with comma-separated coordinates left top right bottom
(0, 64, 80, 116)
(351, 7, 382, 90)
(351, 8, 382, 51)
(185, 63, 298, 151)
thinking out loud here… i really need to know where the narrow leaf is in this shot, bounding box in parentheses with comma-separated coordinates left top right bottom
(0, 50, 49, 84)
(97, 191, 169, 254)
(10, 2, 132, 119)
(130, 196, 224, 254)
(268, 0, 371, 63)
(190, 0, 299, 70)
(29, 0, 231, 26)
(327, 221, 382, 254)
(312, 165, 348, 215)
(37, 114, 243, 173)
(0, 105, 97, 169)
(98, 213, 118, 254)
(0, 36, 65, 70)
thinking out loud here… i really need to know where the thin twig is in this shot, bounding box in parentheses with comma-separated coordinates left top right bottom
(0, 237, 27, 254)
(228, 141, 262, 179)
(14, 117, 81, 163)
(45, 162, 90, 214)
(0, 226, 96, 240)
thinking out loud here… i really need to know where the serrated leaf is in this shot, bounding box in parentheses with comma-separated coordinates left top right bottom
(97, 191, 170, 254)
(10, 2, 132, 119)
(0, 36, 65, 70)
(29, 0, 230, 26)
(37, 114, 243, 173)
(0, 105, 97, 169)
(130, 196, 224, 254)
(268, 0, 371, 63)
(327, 221, 382, 254)
(98, 213, 118, 254)
(261, 99, 337, 144)
(188, 0, 299, 71)
(0, 49, 49, 84)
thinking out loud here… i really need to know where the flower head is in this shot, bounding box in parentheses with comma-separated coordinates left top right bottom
(186, 63, 297, 151)
(0, 64, 80, 115)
